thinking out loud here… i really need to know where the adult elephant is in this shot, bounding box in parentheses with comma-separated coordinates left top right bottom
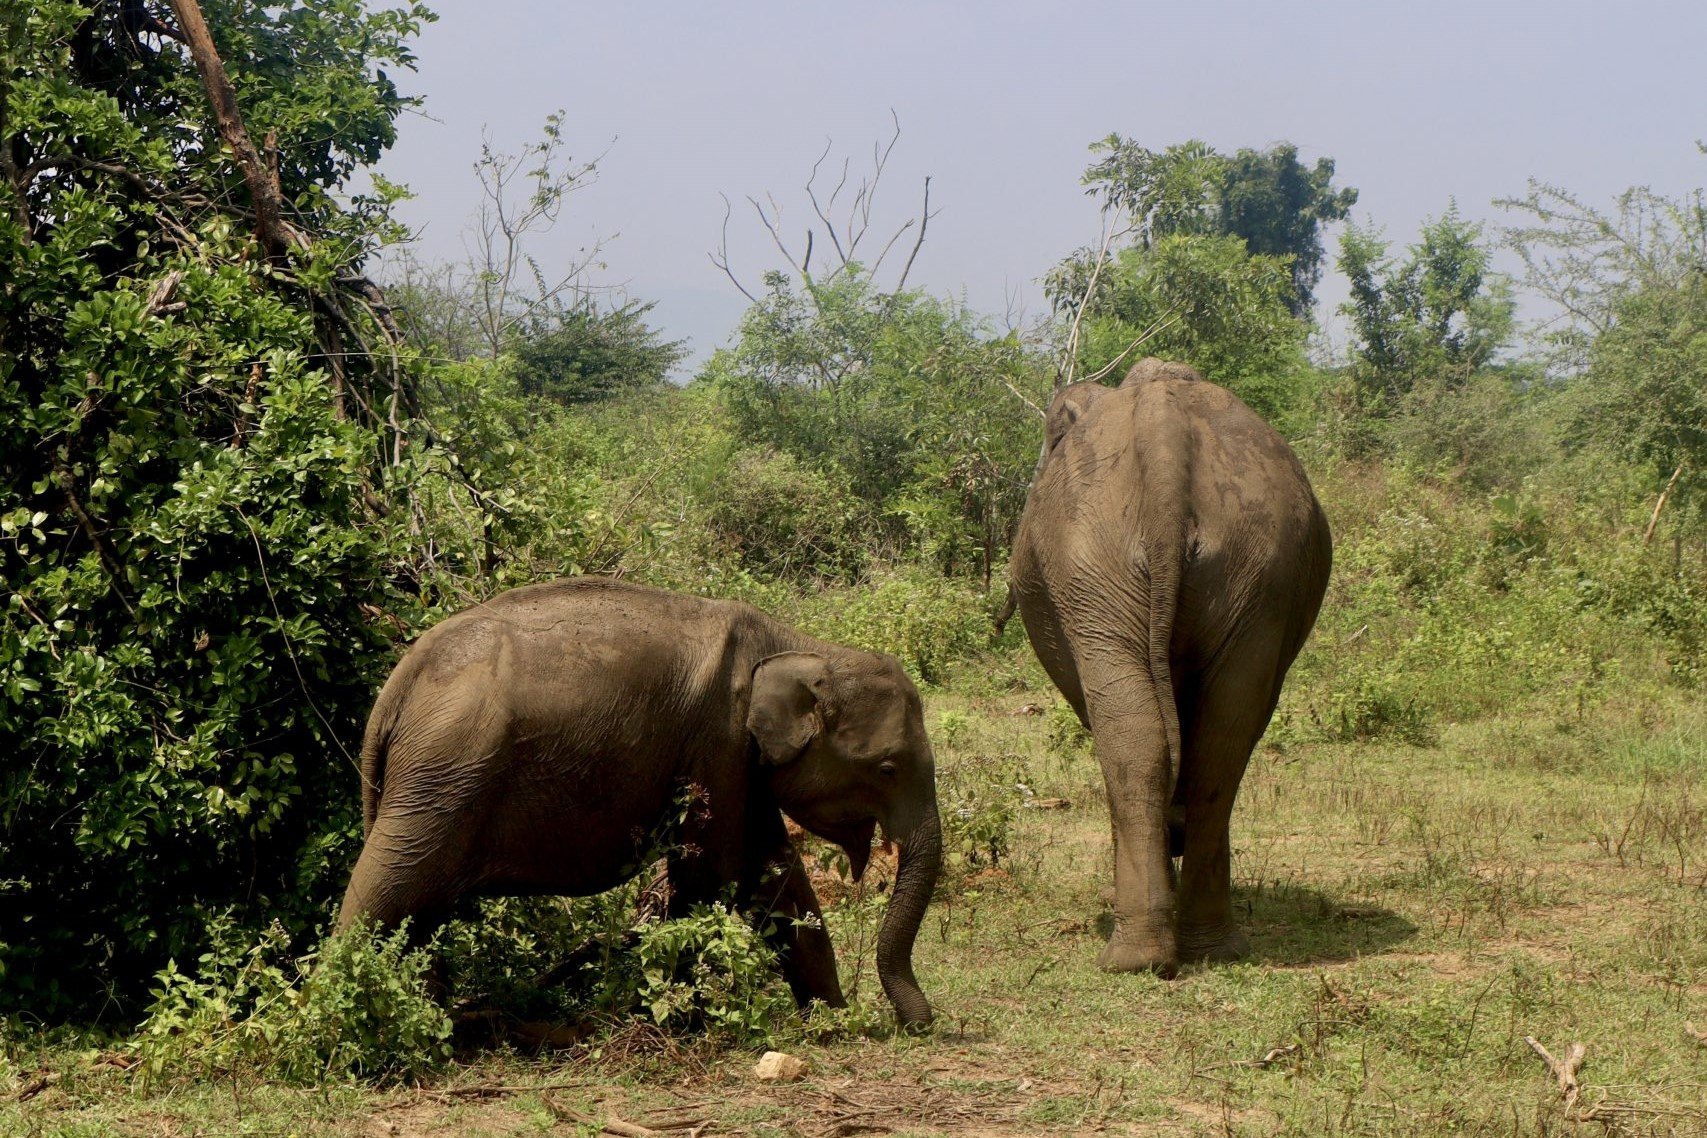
(337, 577, 940, 1028)
(1010, 359, 1330, 976)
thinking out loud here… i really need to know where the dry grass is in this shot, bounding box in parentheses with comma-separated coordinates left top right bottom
(9, 667, 1707, 1137)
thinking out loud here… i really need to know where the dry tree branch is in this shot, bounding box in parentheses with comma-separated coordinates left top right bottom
(1080, 307, 1184, 385)
(891, 176, 933, 293)
(846, 109, 903, 261)
(709, 193, 760, 304)
(807, 139, 851, 267)
(998, 376, 1046, 420)
(165, 0, 288, 260)
(1642, 461, 1686, 545)
(749, 192, 806, 276)
(1524, 1036, 1586, 1111)
(1056, 204, 1134, 389)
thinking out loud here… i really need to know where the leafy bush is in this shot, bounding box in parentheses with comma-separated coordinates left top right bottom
(1316, 666, 1436, 746)
(136, 919, 451, 1087)
(621, 904, 795, 1044)
(0, 0, 440, 1017)
(1045, 703, 1092, 758)
(702, 447, 875, 583)
(798, 569, 989, 684)
(939, 752, 1032, 873)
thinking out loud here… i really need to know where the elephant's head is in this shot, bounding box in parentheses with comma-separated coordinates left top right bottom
(748, 650, 940, 1028)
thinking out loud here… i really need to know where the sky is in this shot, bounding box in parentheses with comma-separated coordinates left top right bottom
(377, 0, 1707, 371)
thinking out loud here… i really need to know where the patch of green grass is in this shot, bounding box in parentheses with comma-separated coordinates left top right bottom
(10, 604, 1707, 1135)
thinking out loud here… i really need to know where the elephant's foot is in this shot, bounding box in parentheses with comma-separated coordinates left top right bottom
(1096, 933, 1178, 978)
(1178, 922, 1250, 965)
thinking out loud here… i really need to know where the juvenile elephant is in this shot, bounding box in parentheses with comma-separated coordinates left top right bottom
(337, 577, 940, 1028)
(1010, 359, 1330, 975)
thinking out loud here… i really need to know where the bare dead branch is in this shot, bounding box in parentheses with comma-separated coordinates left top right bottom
(749, 193, 805, 276)
(709, 193, 759, 304)
(1524, 1036, 1586, 1110)
(1080, 307, 1184, 385)
(869, 217, 915, 280)
(1642, 461, 1686, 544)
(997, 375, 1046, 420)
(165, 0, 288, 260)
(892, 176, 933, 293)
(142, 270, 184, 316)
(807, 138, 850, 267)
(1057, 204, 1135, 387)
(845, 110, 902, 261)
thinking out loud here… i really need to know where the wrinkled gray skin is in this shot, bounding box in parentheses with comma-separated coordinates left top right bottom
(1011, 359, 1330, 975)
(337, 577, 940, 1028)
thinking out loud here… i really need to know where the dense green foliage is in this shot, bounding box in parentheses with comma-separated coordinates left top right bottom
(1338, 208, 1516, 403)
(1078, 135, 1358, 313)
(5, 10, 1707, 1105)
(0, 0, 445, 1017)
(706, 269, 1046, 580)
(137, 919, 452, 1086)
(1046, 137, 1354, 424)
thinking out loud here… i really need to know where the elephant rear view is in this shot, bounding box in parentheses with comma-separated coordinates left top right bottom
(1011, 358, 1330, 975)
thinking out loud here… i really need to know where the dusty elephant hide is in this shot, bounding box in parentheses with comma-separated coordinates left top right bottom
(1011, 358, 1331, 975)
(338, 576, 942, 1027)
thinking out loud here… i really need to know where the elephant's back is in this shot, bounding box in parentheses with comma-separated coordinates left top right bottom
(411, 578, 733, 701)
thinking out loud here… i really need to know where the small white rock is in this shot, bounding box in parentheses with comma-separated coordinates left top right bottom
(754, 1050, 809, 1082)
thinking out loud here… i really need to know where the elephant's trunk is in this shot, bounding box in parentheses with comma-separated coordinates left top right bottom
(876, 797, 940, 1030)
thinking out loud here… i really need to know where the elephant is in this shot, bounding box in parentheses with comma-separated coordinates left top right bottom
(1010, 358, 1330, 976)
(337, 576, 941, 1028)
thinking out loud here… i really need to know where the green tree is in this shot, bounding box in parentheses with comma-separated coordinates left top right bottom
(1504, 175, 1707, 518)
(385, 117, 683, 404)
(1218, 143, 1358, 316)
(1053, 234, 1311, 423)
(512, 300, 685, 405)
(1338, 207, 1515, 403)
(705, 269, 1047, 581)
(0, 0, 439, 1017)
(1079, 135, 1357, 315)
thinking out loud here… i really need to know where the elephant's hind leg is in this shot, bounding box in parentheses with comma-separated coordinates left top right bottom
(1174, 645, 1282, 964)
(337, 811, 473, 950)
(1080, 653, 1179, 977)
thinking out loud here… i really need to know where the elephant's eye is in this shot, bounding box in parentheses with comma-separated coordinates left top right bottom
(879, 760, 898, 778)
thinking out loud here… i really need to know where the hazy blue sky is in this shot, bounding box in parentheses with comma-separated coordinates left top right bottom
(378, 0, 1707, 368)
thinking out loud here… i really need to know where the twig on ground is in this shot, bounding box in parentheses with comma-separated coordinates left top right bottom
(1524, 1036, 1585, 1110)
(14, 1072, 61, 1101)
(430, 1079, 591, 1099)
(540, 1093, 688, 1137)
(1204, 1043, 1301, 1072)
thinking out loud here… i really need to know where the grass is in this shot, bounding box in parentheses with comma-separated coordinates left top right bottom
(8, 645, 1707, 1138)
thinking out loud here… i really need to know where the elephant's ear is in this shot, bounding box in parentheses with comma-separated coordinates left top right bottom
(1044, 383, 1109, 454)
(748, 652, 834, 765)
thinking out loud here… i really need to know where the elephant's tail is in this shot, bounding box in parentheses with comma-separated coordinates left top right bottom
(1148, 520, 1185, 802)
(359, 673, 406, 836)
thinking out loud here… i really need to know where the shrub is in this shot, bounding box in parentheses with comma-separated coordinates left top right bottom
(701, 447, 875, 583)
(1045, 702, 1092, 758)
(0, 0, 440, 1017)
(136, 918, 451, 1087)
(622, 904, 795, 1044)
(799, 569, 988, 684)
(939, 752, 1032, 873)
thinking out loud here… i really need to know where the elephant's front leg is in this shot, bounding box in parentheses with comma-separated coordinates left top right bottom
(1084, 661, 1179, 976)
(748, 824, 845, 1010)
